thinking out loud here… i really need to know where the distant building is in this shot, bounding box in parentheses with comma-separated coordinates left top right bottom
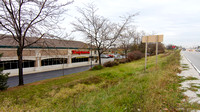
(0, 35, 98, 76)
(104, 48, 125, 55)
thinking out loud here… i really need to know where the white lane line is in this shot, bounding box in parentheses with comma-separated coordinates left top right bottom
(193, 65, 200, 75)
(183, 55, 200, 75)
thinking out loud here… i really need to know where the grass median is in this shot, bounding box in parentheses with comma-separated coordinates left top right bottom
(0, 50, 199, 111)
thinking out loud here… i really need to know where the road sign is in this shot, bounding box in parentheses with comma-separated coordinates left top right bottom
(142, 35, 163, 43)
(142, 35, 164, 71)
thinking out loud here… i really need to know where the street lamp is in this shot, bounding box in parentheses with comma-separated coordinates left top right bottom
(88, 35, 93, 69)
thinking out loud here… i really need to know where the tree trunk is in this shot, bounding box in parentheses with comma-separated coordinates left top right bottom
(98, 50, 102, 65)
(125, 50, 128, 59)
(17, 47, 24, 86)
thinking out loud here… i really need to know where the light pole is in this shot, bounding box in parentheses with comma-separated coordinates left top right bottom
(90, 39, 93, 69)
(62, 58, 64, 76)
(113, 44, 116, 54)
(88, 35, 93, 69)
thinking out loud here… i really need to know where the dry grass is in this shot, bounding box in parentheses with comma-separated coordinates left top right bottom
(0, 50, 199, 111)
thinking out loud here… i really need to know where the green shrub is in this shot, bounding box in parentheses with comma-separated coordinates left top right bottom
(90, 65, 103, 70)
(103, 61, 119, 67)
(98, 72, 116, 79)
(0, 54, 9, 91)
(127, 51, 144, 61)
(0, 70, 9, 90)
(118, 58, 129, 64)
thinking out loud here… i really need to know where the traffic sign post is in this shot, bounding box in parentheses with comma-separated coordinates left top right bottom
(142, 35, 163, 71)
(144, 36, 148, 71)
(156, 35, 158, 66)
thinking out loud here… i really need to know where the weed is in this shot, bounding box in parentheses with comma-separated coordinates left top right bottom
(79, 76, 102, 85)
(97, 72, 116, 79)
(188, 87, 198, 92)
(182, 64, 189, 68)
(179, 77, 199, 83)
(160, 52, 171, 58)
(90, 65, 103, 70)
(1, 50, 199, 111)
(189, 83, 200, 91)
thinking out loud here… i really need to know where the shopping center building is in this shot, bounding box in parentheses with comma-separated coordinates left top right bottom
(0, 35, 98, 76)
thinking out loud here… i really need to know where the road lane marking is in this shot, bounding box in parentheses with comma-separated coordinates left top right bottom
(183, 55, 200, 75)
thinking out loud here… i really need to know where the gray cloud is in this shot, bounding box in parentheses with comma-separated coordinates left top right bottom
(63, 0, 200, 48)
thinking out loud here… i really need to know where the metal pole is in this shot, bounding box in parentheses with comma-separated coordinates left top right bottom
(145, 36, 148, 71)
(90, 37, 93, 69)
(62, 58, 64, 76)
(156, 35, 158, 67)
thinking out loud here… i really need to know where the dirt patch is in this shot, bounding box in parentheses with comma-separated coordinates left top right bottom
(64, 76, 103, 88)
(161, 52, 171, 58)
(79, 76, 103, 85)
(100, 80, 118, 89)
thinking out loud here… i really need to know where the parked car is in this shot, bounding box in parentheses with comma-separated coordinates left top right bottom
(114, 54, 125, 59)
(100, 54, 109, 58)
(196, 49, 200, 52)
(188, 49, 193, 52)
(108, 54, 114, 58)
(182, 48, 186, 51)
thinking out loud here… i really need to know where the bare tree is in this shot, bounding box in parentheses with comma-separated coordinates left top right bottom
(72, 4, 135, 65)
(118, 26, 136, 59)
(0, 0, 73, 86)
(130, 30, 146, 52)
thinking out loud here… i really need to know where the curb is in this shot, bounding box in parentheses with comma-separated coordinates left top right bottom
(183, 55, 200, 76)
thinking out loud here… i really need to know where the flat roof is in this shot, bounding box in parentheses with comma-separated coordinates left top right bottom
(0, 35, 90, 49)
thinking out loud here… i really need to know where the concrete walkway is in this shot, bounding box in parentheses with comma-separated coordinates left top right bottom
(178, 52, 200, 104)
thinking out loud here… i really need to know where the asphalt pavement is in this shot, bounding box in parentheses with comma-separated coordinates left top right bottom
(7, 58, 115, 88)
(7, 65, 91, 87)
(182, 51, 200, 74)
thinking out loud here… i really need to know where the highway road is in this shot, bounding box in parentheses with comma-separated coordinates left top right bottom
(182, 51, 200, 73)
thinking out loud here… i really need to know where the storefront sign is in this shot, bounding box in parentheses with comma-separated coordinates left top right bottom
(72, 50, 90, 55)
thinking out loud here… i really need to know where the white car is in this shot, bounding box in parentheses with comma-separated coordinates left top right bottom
(100, 54, 109, 58)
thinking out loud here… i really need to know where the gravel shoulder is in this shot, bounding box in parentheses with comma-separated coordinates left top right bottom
(178, 52, 200, 104)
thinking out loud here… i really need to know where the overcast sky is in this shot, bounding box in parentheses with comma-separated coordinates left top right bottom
(63, 0, 200, 48)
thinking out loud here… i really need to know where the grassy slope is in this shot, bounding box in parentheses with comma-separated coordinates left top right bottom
(0, 51, 199, 111)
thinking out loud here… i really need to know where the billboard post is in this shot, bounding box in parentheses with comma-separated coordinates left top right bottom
(142, 35, 163, 71)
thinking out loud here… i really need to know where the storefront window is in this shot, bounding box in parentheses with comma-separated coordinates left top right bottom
(0, 60, 35, 70)
(72, 57, 89, 63)
(41, 58, 67, 66)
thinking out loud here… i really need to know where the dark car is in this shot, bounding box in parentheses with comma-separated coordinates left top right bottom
(182, 48, 186, 51)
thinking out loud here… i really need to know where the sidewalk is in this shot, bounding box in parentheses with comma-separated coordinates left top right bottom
(178, 53, 200, 104)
